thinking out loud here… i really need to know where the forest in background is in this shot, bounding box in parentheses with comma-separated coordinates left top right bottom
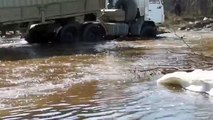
(163, 0, 213, 16)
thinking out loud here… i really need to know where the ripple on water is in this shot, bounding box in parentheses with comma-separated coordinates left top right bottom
(0, 36, 213, 119)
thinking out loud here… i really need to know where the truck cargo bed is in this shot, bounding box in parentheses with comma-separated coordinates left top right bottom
(0, 0, 104, 25)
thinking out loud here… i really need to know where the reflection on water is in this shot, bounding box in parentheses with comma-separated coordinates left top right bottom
(0, 34, 213, 119)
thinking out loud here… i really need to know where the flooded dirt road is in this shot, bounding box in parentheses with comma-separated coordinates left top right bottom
(0, 31, 213, 119)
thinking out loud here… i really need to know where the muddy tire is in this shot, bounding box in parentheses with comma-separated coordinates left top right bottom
(140, 23, 157, 38)
(25, 31, 36, 44)
(25, 24, 50, 44)
(82, 24, 105, 42)
(115, 0, 137, 22)
(58, 24, 79, 43)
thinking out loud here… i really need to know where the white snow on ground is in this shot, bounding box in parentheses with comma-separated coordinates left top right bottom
(157, 69, 213, 96)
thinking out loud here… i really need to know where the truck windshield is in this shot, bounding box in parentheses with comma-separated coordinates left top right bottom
(149, 0, 160, 4)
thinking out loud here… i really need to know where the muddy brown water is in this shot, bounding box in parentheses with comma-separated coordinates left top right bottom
(0, 32, 213, 120)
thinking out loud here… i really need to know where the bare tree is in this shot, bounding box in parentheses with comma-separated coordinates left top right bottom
(164, 0, 213, 16)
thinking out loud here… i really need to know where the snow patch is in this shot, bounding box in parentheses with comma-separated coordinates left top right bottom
(157, 69, 213, 96)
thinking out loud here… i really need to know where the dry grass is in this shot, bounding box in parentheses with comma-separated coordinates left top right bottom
(162, 13, 188, 29)
(163, 13, 211, 29)
(201, 38, 213, 50)
(193, 38, 213, 57)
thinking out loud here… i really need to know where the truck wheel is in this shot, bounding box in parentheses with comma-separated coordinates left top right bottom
(58, 24, 79, 43)
(82, 24, 105, 42)
(25, 30, 36, 44)
(25, 24, 50, 44)
(115, 0, 137, 22)
(140, 23, 157, 38)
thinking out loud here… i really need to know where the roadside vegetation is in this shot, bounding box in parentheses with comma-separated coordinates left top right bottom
(163, 0, 213, 29)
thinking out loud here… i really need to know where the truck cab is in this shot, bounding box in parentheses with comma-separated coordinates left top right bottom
(146, 0, 165, 24)
(103, 0, 165, 37)
(106, 0, 165, 24)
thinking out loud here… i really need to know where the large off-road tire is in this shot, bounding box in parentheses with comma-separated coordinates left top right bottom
(25, 24, 60, 44)
(140, 22, 157, 38)
(115, 0, 137, 22)
(82, 24, 105, 42)
(58, 24, 79, 43)
(25, 24, 50, 44)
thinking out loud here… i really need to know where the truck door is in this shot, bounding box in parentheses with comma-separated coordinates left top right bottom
(147, 0, 165, 24)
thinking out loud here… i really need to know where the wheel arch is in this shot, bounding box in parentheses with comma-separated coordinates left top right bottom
(84, 13, 97, 21)
(142, 21, 156, 29)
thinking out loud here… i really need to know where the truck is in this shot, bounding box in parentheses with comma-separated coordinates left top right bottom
(0, 0, 165, 44)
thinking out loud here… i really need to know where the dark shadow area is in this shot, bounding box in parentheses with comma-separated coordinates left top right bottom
(104, 34, 163, 42)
